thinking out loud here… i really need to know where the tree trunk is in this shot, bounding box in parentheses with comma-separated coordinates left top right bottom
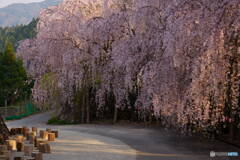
(229, 120, 236, 142)
(81, 96, 85, 124)
(86, 91, 90, 124)
(0, 115, 10, 140)
(113, 106, 118, 124)
(5, 99, 7, 107)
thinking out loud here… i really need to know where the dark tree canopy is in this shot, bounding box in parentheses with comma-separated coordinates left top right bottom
(0, 43, 33, 107)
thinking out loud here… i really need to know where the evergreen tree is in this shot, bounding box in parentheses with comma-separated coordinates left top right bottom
(0, 43, 32, 106)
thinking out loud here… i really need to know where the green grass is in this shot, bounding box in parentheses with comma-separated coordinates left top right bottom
(47, 116, 75, 125)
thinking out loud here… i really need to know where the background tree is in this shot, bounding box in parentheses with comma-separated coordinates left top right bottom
(0, 18, 38, 52)
(17, 0, 240, 139)
(0, 43, 32, 107)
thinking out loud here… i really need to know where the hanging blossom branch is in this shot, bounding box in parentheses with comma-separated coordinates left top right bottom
(17, 0, 240, 133)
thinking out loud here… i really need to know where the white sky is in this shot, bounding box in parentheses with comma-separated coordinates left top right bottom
(0, 0, 45, 8)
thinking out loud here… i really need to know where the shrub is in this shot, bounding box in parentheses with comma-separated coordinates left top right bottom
(47, 116, 74, 125)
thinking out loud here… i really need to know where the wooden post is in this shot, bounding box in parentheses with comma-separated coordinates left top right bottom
(15, 135, 24, 143)
(19, 128, 23, 135)
(10, 128, 23, 135)
(46, 128, 51, 132)
(39, 131, 48, 140)
(32, 152, 43, 160)
(14, 135, 24, 143)
(26, 133, 31, 141)
(26, 132, 35, 144)
(39, 143, 51, 153)
(32, 131, 37, 137)
(34, 138, 38, 148)
(22, 127, 30, 137)
(51, 131, 58, 138)
(35, 139, 47, 148)
(24, 144, 34, 156)
(16, 142, 24, 152)
(6, 139, 17, 151)
(48, 133, 55, 141)
(10, 128, 16, 135)
(32, 127, 37, 134)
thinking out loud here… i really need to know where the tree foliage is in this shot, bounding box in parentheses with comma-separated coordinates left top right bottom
(17, 0, 240, 138)
(0, 43, 33, 106)
(0, 18, 38, 52)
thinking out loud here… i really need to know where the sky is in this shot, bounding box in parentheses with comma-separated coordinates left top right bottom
(0, 0, 45, 8)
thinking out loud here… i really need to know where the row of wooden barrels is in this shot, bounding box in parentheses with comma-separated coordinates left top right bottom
(0, 127, 59, 160)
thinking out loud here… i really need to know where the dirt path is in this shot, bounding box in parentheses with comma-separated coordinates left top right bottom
(6, 112, 240, 160)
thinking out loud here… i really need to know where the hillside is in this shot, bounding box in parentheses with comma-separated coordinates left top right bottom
(0, 0, 62, 27)
(0, 18, 38, 52)
(17, 0, 240, 137)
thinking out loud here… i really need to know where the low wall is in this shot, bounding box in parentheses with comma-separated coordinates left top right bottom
(0, 106, 23, 118)
(0, 103, 39, 120)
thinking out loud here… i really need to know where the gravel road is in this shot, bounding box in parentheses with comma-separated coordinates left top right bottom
(6, 112, 240, 160)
